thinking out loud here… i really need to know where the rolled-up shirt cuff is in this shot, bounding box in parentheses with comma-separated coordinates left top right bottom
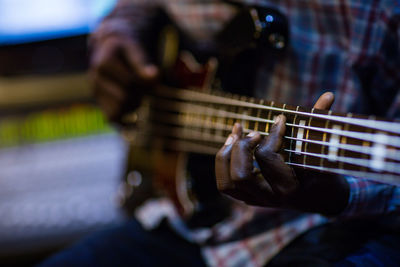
(340, 176, 398, 218)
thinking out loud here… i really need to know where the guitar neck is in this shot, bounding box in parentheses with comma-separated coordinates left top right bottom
(131, 86, 400, 186)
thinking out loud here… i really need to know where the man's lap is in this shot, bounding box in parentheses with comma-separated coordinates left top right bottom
(40, 215, 400, 267)
(267, 214, 400, 267)
(39, 218, 206, 267)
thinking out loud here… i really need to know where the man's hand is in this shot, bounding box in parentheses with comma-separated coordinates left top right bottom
(215, 92, 350, 216)
(89, 6, 160, 122)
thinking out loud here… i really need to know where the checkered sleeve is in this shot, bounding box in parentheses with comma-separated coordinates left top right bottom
(383, 6, 400, 120)
(91, 0, 235, 46)
(339, 3, 400, 219)
(89, 1, 162, 47)
(340, 177, 400, 218)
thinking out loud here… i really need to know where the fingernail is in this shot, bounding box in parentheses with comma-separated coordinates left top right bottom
(247, 131, 257, 137)
(233, 122, 241, 129)
(144, 65, 158, 77)
(225, 136, 234, 146)
(274, 115, 282, 124)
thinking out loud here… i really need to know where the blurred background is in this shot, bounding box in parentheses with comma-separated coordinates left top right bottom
(0, 0, 128, 265)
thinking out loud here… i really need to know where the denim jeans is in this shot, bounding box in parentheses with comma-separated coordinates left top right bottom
(40, 215, 400, 267)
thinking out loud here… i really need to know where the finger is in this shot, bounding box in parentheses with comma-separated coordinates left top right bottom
(97, 57, 134, 87)
(216, 124, 264, 203)
(96, 91, 121, 121)
(90, 38, 134, 88)
(232, 122, 243, 137)
(215, 133, 238, 193)
(229, 131, 275, 206)
(123, 41, 159, 82)
(256, 151, 298, 204)
(91, 37, 121, 72)
(92, 72, 126, 102)
(258, 114, 286, 153)
(313, 92, 334, 110)
(230, 131, 262, 182)
(255, 115, 299, 199)
(234, 174, 274, 206)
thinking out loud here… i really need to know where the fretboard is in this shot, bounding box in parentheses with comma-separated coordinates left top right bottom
(127, 86, 400, 186)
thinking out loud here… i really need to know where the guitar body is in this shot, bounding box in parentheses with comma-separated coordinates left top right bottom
(119, 43, 233, 222)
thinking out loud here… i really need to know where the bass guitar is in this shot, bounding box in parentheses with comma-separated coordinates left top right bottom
(115, 7, 400, 222)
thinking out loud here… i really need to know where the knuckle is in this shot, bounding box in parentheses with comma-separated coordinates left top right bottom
(216, 179, 235, 194)
(231, 171, 249, 182)
(275, 181, 299, 200)
(238, 139, 250, 150)
(254, 146, 275, 161)
(215, 149, 231, 164)
(215, 150, 227, 162)
(216, 182, 230, 193)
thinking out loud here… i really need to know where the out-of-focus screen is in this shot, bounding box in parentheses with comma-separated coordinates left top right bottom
(0, 0, 127, 265)
(0, 0, 117, 45)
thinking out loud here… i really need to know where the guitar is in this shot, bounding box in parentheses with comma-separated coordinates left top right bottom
(117, 58, 400, 220)
(115, 7, 400, 222)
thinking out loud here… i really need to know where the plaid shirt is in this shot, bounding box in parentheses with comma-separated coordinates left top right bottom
(95, 0, 400, 266)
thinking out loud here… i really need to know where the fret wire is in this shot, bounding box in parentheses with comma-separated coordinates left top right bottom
(156, 86, 400, 134)
(340, 114, 351, 170)
(288, 106, 299, 164)
(254, 100, 263, 131)
(284, 149, 400, 175)
(281, 103, 291, 163)
(154, 99, 400, 148)
(363, 116, 375, 173)
(204, 103, 213, 137)
(150, 110, 400, 161)
(266, 101, 274, 133)
(320, 110, 332, 168)
(227, 101, 236, 127)
(304, 108, 314, 166)
(247, 97, 255, 131)
(361, 138, 370, 173)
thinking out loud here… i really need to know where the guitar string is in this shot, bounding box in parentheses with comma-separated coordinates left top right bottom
(150, 111, 400, 161)
(155, 86, 400, 135)
(133, 122, 400, 175)
(143, 129, 400, 185)
(284, 149, 400, 174)
(148, 112, 400, 173)
(150, 99, 400, 149)
(286, 163, 400, 186)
